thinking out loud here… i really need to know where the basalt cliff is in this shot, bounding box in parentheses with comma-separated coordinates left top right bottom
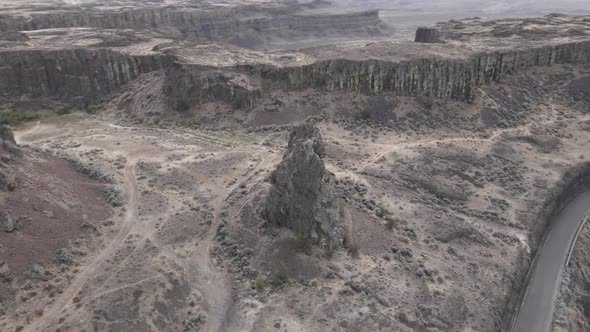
(0, 5, 589, 111)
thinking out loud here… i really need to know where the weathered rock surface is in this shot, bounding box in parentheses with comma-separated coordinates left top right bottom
(0, 162, 15, 191)
(162, 14, 590, 110)
(0, 261, 10, 277)
(415, 27, 441, 43)
(1, 214, 16, 232)
(1, 14, 588, 108)
(0, 31, 28, 42)
(0, 3, 380, 40)
(163, 63, 259, 111)
(0, 125, 15, 144)
(0, 125, 16, 191)
(164, 39, 590, 109)
(0, 49, 169, 104)
(264, 123, 344, 249)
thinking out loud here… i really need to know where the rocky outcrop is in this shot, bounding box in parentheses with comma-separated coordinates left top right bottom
(414, 27, 441, 43)
(163, 63, 260, 111)
(0, 6, 380, 40)
(264, 123, 344, 249)
(257, 41, 590, 101)
(4, 37, 585, 109)
(0, 125, 15, 145)
(1, 214, 16, 232)
(0, 49, 169, 103)
(163, 40, 590, 110)
(0, 161, 15, 192)
(0, 125, 17, 191)
(0, 31, 29, 42)
(244, 40, 590, 102)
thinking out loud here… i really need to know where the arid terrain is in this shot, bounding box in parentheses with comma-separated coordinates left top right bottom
(1, 1, 590, 332)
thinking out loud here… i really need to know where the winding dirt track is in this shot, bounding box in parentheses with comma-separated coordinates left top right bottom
(16, 121, 241, 332)
(24, 162, 140, 331)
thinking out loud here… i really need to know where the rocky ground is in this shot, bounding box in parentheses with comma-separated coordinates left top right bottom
(0, 60, 586, 331)
(0, 122, 114, 325)
(1, 2, 590, 331)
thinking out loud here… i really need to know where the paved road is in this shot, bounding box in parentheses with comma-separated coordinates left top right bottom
(510, 190, 590, 332)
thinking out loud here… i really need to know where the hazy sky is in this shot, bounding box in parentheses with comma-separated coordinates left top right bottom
(330, 0, 590, 15)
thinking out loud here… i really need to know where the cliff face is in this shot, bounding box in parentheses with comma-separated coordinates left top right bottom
(3, 40, 588, 109)
(163, 63, 261, 111)
(1, 13, 588, 110)
(163, 40, 590, 110)
(415, 27, 441, 43)
(0, 125, 18, 192)
(0, 7, 380, 41)
(0, 7, 245, 32)
(0, 49, 169, 103)
(247, 41, 590, 101)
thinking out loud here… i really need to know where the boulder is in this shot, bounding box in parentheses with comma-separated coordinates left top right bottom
(0, 161, 16, 191)
(0, 125, 16, 145)
(414, 27, 441, 43)
(264, 123, 344, 249)
(0, 262, 10, 277)
(1, 214, 16, 232)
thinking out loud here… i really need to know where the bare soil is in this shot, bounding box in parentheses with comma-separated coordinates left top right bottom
(0, 62, 587, 331)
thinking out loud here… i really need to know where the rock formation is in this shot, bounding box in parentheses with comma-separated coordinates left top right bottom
(0, 49, 169, 104)
(414, 27, 441, 43)
(264, 123, 344, 249)
(0, 31, 29, 42)
(0, 125, 17, 191)
(163, 63, 259, 111)
(0, 5, 380, 37)
(0, 10, 588, 108)
(0, 125, 16, 144)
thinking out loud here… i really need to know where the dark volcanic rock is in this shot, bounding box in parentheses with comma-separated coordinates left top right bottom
(0, 49, 168, 104)
(163, 63, 259, 111)
(414, 27, 441, 43)
(264, 123, 344, 249)
(0, 125, 15, 144)
(0, 31, 29, 42)
(0, 125, 17, 191)
(0, 159, 15, 191)
(1, 214, 16, 232)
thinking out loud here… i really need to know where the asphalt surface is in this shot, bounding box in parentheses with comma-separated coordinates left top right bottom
(510, 190, 590, 332)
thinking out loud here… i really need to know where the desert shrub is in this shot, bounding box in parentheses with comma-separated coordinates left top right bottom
(269, 270, 289, 288)
(84, 104, 98, 114)
(178, 116, 201, 127)
(103, 187, 124, 207)
(339, 201, 347, 219)
(55, 248, 73, 265)
(416, 95, 435, 110)
(385, 216, 405, 230)
(324, 248, 335, 260)
(55, 107, 73, 115)
(348, 243, 361, 258)
(255, 276, 265, 291)
(295, 234, 313, 255)
(385, 217, 395, 230)
(183, 312, 206, 332)
(355, 96, 393, 121)
(0, 110, 40, 126)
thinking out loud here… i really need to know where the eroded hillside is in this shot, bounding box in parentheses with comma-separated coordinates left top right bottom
(0, 2, 589, 332)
